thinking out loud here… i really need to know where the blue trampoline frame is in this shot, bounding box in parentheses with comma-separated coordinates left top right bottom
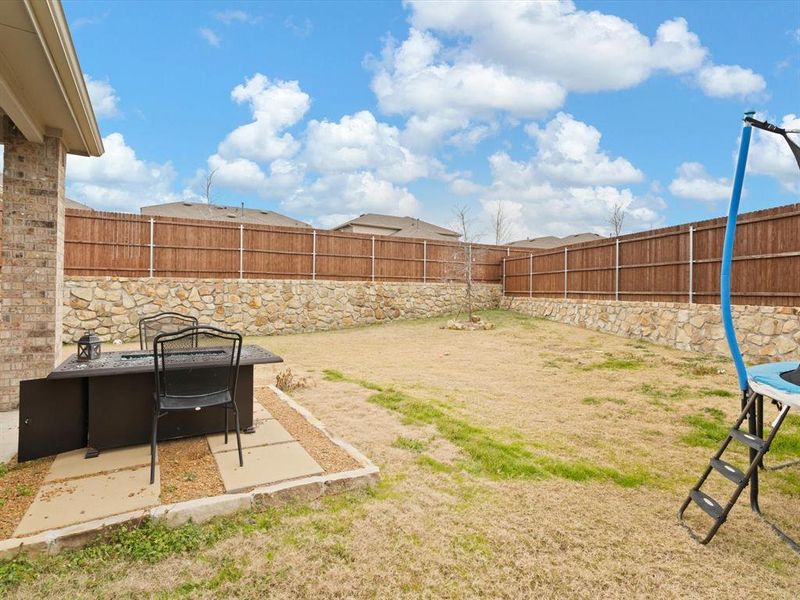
(679, 112, 799, 551)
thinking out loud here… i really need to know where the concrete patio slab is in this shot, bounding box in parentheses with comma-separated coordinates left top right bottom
(213, 441, 322, 493)
(15, 466, 160, 537)
(207, 420, 293, 454)
(253, 402, 272, 422)
(45, 445, 152, 482)
(0, 409, 18, 463)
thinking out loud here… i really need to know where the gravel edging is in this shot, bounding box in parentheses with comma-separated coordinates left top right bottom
(0, 387, 379, 560)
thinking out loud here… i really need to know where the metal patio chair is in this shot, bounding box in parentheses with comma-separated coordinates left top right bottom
(139, 312, 198, 350)
(150, 325, 243, 484)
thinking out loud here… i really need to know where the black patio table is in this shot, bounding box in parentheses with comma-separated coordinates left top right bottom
(18, 345, 282, 461)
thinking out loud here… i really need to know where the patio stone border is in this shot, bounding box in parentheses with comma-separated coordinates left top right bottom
(0, 385, 379, 559)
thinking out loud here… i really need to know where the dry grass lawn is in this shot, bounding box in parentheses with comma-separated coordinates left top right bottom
(4, 310, 799, 598)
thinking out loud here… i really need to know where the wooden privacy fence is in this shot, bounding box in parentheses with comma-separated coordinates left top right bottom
(64, 209, 529, 284)
(503, 204, 800, 306)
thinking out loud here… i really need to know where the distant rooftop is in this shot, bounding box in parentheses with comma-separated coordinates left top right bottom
(65, 198, 92, 211)
(508, 232, 605, 249)
(332, 213, 460, 241)
(140, 201, 311, 228)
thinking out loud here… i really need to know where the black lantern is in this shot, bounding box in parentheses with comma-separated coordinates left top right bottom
(77, 330, 101, 361)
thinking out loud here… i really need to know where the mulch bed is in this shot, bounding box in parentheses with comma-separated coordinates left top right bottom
(0, 456, 54, 539)
(158, 436, 225, 505)
(257, 387, 361, 474)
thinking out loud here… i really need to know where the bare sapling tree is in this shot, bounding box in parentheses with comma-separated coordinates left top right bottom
(453, 204, 478, 321)
(491, 200, 511, 245)
(204, 167, 219, 204)
(608, 199, 626, 237)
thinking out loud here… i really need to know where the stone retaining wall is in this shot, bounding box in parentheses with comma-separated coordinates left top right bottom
(63, 277, 502, 343)
(503, 297, 800, 364)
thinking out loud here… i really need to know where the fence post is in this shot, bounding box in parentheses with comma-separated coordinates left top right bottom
(564, 247, 568, 300)
(423, 240, 427, 283)
(688, 226, 694, 304)
(371, 236, 375, 282)
(615, 237, 620, 301)
(239, 224, 244, 280)
(312, 230, 317, 281)
(502, 257, 506, 295)
(148, 218, 154, 278)
(528, 254, 533, 298)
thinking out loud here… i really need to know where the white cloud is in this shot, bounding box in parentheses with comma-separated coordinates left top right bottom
(198, 28, 221, 47)
(409, 4, 706, 91)
(370, 2, 764, 148)
(479, 198, 527, 242)
(84, 75, 119, 119)
(523, 112, 644, 186)
(213, 10, 261, 25)
(66, 133, 197, 210)
(448, 124, 496, 151)
(649, 18, 709, 75)
(748, 114, 800, 194)
(668, 162, 731, 202)
(305, 110, 433, 183)
(478, 113, 662, 237)
(284, 16, 312, 38)
(483, 166, 663, 238)
(449, 178, 484, 196)
(371, 28, 566, 146)
(283, 171, 421, 218)
(217, 74, 310, 163)
(695, 64, 767, 99)
(203, 76, 427, 220)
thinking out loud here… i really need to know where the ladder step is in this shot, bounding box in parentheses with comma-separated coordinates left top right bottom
(690, 490, 724, 520)
(729, 428, 765, 451)
(711, 458, 746, 485)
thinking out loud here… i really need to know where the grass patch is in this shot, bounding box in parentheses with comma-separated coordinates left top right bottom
(453, 531, 491, 557)
(770, 414, 800, 460)
(689, 364, 721, 377)
(681, 408, 800, 460)
(681, 411, 728, 448)
(639, 383, 691, 402)
(323, 369, 382, 390)
(0, 481, 391, 596)
(416, 455, 456, 473)
(700, 388, 736, 398)
(681, 414, 729, 448)
(208, 558, 244, 589)
(330, 372, 649, 487)
(393, 436, 427, 453)
(774, 470, 800, 497)
(322, 369, 345, 382)
(583, 356, 644, 371)
(581, 396, 626, 406)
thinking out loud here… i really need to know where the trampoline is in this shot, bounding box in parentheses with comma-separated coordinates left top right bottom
(678, 112, 800, 551)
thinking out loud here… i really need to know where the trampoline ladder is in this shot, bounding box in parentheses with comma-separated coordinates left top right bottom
(678, 391, 791, 544)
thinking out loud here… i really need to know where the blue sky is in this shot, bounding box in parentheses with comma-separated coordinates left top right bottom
(60, 0, 799, 242)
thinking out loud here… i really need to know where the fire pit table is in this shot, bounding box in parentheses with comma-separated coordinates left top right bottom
(18, 345, 282, 461)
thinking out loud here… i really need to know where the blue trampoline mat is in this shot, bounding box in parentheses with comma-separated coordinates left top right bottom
(748, 362, 800, 402)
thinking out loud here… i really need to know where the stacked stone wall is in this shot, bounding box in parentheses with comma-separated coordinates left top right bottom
(505, 297, 800, 364)
(63, 277, 502, 343)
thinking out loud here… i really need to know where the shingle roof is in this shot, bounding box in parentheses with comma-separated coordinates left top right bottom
(140, 202, 311, 228)
(65, 197, 93, 210)
(508, 232, 605, 249)
(332, 213, 460, 240)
